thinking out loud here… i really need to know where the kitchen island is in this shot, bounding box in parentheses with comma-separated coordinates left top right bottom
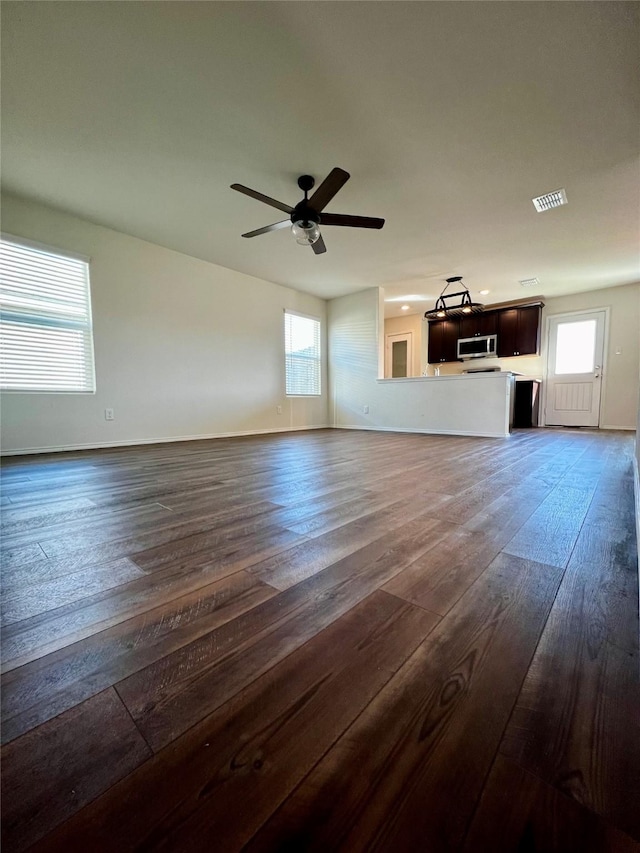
(361, 371, 516, 438)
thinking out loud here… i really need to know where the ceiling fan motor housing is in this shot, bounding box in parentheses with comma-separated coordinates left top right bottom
(292, 201, 320, 227)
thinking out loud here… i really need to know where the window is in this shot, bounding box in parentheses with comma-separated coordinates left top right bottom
(554, 319, 597, 375)
(0, 235, 95, 392)
(284, 310, 321, 396)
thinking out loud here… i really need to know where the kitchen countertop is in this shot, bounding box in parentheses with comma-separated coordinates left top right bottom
(377, 372, 518, 382)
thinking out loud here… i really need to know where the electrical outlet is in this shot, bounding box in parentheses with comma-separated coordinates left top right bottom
(363, 405, 369, 414)
(276, 405, 282, 415)
(104, 408, 114, 421)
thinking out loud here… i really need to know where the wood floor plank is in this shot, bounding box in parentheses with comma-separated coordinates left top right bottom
(0, 496, 97, 527)
(246, 497, 447, 590)
(0, 542, 46, 571)
(128, 515, 300, 573)
(30, 591, 439, 853)
(1, 557, 146, 625)
(35, 501, 281, 561)
(0, 428, 636, 851)
(501, 478, 599, 567)
(1, 688, 151, 852)
(171, 484, 372, 523)
(1, 500, 175, 547)
(114, 514, 453, 751)
(2, 553, 144, 591)
(1, 524, 300, 672)
(244, 552, 564, 852)
(1, 570, 278, 744)
(275, 489, 446, 538)
(381, 467, 569, 617)
(382, 526, 506, 615)
(463, 754, 640, 853)
(499, 502, 640, 840)
(425, 440, 582, 525)
(0, 498, 283, 577)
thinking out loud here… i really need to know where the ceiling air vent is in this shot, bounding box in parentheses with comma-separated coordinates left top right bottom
(532, 188, 567, 212)
(519, 277, 539, 288)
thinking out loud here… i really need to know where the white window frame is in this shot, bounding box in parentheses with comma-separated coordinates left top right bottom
(0, 232, 96, 393)
(284, 309, 322, 397)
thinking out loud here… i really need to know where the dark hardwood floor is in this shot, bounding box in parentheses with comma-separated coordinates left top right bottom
(1, 427, 638, 852)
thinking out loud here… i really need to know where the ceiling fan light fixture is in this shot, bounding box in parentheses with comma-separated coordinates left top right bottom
(291, 219, 321, 246)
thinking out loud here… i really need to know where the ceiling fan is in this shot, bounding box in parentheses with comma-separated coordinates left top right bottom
(230, 167, 385, 255)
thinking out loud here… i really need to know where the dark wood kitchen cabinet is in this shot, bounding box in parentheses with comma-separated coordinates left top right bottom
(497, 309, 518, 357)
(427, 303, 542, 363)
(497, 306, 541, 357)
(458, 311, 498, 339)
(427, 318, 460, 363)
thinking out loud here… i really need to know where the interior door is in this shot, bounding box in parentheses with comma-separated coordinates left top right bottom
(385, 333, 413, 378)
(545, 310, 606, 426)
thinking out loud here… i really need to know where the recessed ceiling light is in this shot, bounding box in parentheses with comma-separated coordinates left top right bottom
(401, 305, 410, 311)
(519, 277, 539, 287)
(479, 290, 490, 296)
(532, 188, 567, 212)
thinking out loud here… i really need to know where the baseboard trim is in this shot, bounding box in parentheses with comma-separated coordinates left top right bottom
(600, 424, 636, 431)
(333, 424, 509, 439)
(0, 424, 331, 456)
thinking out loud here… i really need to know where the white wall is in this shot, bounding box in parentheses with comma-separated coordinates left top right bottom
(1, 195, 328, 453)
(423, 283, 640, 429)
(329, 288, 513, 437)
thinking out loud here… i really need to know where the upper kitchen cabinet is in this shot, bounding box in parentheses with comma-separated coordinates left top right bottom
(497, 305, 541, 357)
(427, 318, 460, 363)
(427, 302, 542, 363)
(458, 311, 498, 338)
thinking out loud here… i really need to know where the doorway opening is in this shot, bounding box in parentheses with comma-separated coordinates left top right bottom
(385, 332, 413, 378)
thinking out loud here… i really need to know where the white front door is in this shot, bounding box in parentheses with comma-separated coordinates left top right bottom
(545, 310, 606, 427)
(385, 333, 413, 378)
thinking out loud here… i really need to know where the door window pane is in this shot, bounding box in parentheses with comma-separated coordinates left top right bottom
(554, 319, 596, 375)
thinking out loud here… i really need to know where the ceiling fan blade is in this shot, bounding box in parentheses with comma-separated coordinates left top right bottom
(311, 234, 327, 255)
(308, 168, 350, 212)
(320, 213, 385, 229)
(231, 184, 293, 214)
(242, 220, 291, 238)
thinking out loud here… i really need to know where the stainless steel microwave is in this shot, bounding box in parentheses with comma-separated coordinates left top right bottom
(457, 334, 498, 360)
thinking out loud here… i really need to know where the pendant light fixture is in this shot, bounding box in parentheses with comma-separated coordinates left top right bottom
(424, 276, 484, 320)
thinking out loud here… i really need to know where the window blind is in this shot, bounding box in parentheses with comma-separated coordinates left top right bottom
(284, 311, 321, 396)
(0, 236, 95, 392)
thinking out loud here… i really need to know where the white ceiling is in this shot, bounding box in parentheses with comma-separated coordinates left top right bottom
(2, 2, 639, 312)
